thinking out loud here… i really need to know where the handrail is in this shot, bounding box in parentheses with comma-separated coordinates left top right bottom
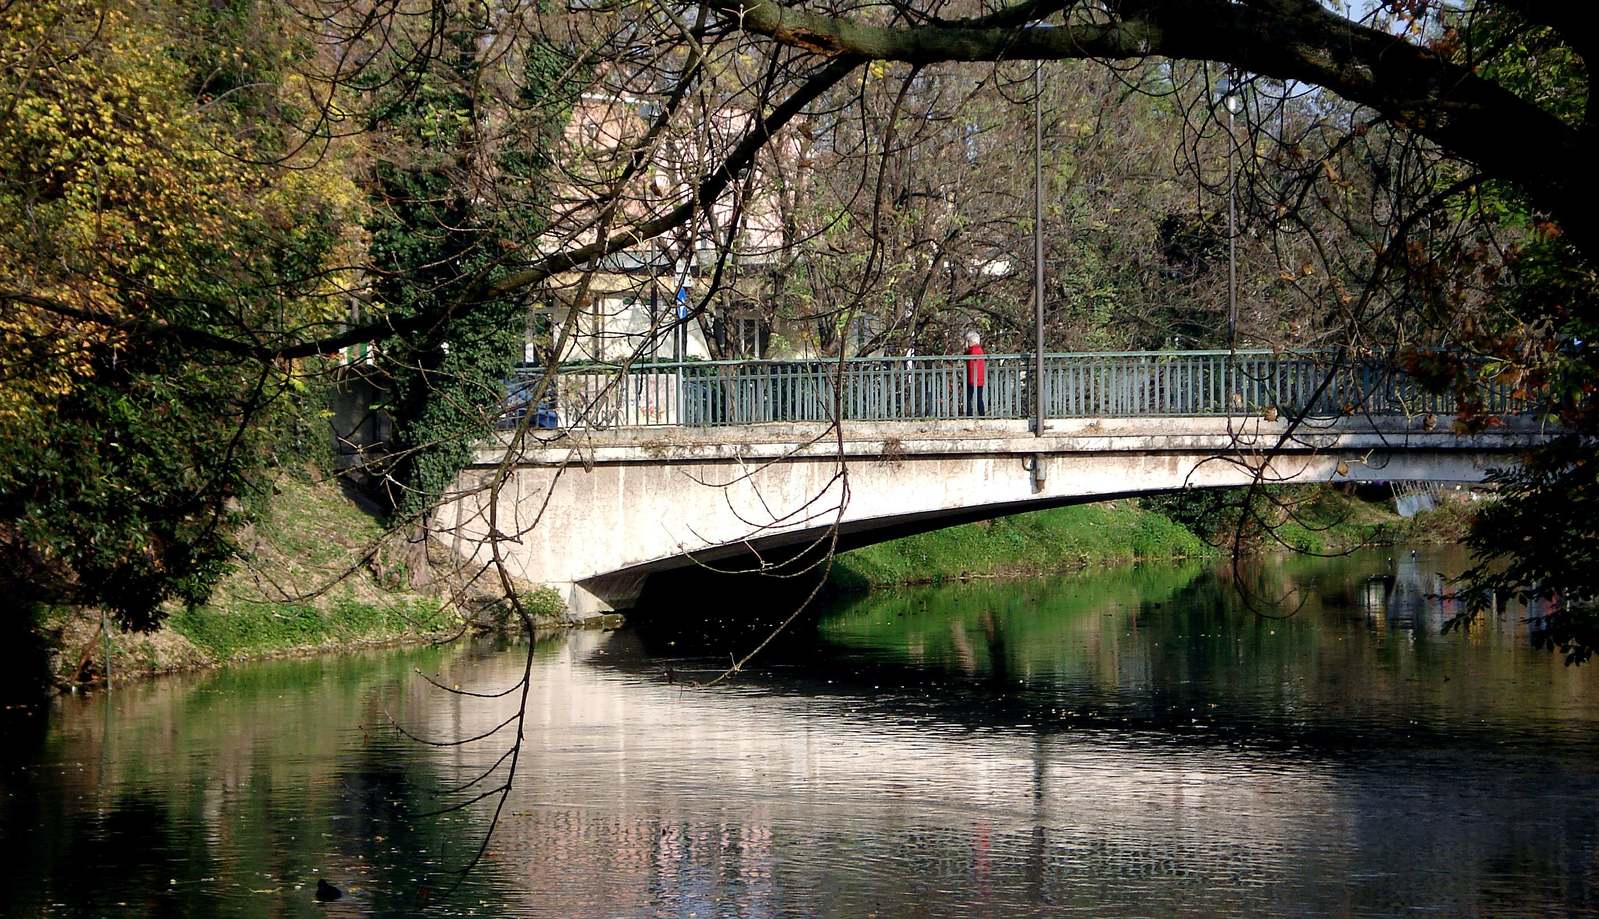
(518, 348, 1349, 373)
(504, 349, 1522, 430)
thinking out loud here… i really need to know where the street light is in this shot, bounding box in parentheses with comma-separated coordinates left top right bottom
(1217, 73, 1242, 348)
(1033, 58, 1045, 436)
(1022, 21, 1055, 437)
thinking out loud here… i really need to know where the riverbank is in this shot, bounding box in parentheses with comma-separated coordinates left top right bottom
(830, 502, 1213, 590)
(27, 480, 1479, 692)
(31, 475, 566, 693)
(1270, 486, 1475, 552)
(828, 486, 1477, 591)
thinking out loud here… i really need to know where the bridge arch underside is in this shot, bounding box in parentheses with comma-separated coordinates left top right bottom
(445, 421, 1528, 616)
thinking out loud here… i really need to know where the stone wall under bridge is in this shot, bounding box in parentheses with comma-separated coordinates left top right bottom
(437, 416, 1548, 616)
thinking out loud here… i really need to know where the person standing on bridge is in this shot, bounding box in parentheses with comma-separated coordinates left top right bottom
(963, 330, 987, 417)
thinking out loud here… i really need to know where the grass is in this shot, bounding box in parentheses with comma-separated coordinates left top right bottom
(167, 596, 455, 662)
(830, 501, 1214, 590)
(1271, 487, 1476, 553)
(828, 487, 1483, 592)
(43, 475, 472, 687)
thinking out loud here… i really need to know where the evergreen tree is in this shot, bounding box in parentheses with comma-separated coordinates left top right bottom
(366, 4, 572, 525)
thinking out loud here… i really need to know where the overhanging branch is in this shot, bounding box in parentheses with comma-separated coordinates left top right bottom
(709, 0, 1596, 260)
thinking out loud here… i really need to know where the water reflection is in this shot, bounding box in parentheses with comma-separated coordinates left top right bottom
(0, 645, 531, 917)
(5, 546, 1599, 917)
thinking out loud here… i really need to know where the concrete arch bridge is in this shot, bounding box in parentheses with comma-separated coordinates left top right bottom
(440, 350, 1548, 614)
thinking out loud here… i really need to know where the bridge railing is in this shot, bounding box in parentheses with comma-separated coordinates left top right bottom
(513, 351, 1520, 429)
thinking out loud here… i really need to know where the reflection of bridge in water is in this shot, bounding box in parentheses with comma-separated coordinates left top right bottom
(1361, 548, 1556, 635)
(1361, 551, 1457, 626)
(449, 351, 1550, 613)
(427, 557, 1599, 917)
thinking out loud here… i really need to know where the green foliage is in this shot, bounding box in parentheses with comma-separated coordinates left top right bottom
(1448, 9, 1588, 129)
(831, 502, 1212, 590)
(1140, 488, 1247, 542)
(367, 16, 578, 518)
(1421, 146, 1599, 665)
(1460, 441, 1599, 665)
(1270, 489, 1405, 553)
(470, 584, 568, 631)
(1425, 8, 1599, 664)
(1145, 485, 1452, 553)
(1, 338, 270, 629)
(0, 0, 358, 630)
(520, 585, 567, 621)
(1139, 486, 1337, 548)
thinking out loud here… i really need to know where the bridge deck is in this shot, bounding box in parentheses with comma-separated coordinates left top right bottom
(479, 414, 1548, 468)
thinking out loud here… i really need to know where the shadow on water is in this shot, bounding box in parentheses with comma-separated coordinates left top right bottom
(1, 606, 56, 705)
(622, 547, 1599, 755)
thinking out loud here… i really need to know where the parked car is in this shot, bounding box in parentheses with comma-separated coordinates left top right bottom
(501, 379, 559, 430)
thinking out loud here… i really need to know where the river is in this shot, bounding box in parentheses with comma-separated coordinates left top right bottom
(4, 545, 1598, 917)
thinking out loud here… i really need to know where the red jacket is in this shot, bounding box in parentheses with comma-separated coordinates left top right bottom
(964, 344, 986, 386)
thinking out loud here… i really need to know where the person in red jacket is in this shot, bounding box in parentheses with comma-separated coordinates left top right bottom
(963, 330, 986, 417)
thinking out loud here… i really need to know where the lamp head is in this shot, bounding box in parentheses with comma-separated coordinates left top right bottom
(1216, 76, 1243, 114)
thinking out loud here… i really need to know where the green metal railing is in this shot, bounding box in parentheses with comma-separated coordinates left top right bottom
(516, 351, 1519, 429)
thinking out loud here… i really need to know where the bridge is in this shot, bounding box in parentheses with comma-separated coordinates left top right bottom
(437, 350, 1547, 614)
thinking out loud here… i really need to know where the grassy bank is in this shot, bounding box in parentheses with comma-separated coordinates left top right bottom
(37, 476, 565, 690)
(829, 487, 1479, 592)
(169, 473, 460, 661)
(829, 502, 1214, 590)
(1269, 487, 1476, 553)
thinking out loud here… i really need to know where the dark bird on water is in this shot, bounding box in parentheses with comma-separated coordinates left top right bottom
(315, 879, 343, 902)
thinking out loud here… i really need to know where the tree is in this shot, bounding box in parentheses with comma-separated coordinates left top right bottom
(4, 0, 1596, 655)
(362, 4, 573, 524)
(709, 1, 1599, 260)
(0, 0, 359, 629)
(695, 0, 1598, 654)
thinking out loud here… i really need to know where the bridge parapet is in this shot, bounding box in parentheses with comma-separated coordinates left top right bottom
(517, 350, 1524, 431)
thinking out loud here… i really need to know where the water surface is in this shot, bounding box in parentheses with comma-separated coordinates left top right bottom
(4, 546, 1598, 917)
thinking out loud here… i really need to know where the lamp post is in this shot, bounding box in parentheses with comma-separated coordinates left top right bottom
(1033, 59, 1045, 436)
(1218, 74, 1242, 348)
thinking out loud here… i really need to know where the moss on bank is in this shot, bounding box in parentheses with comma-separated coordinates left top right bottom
(830, 502, 1213, 591)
